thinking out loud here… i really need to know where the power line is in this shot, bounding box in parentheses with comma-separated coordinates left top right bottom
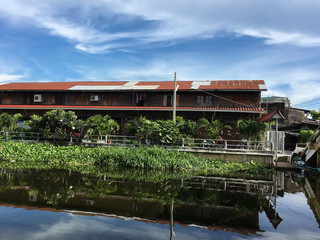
(293, 101, 320, 109)
(292, 97, 320, 105)
(293, 98, 320, 106)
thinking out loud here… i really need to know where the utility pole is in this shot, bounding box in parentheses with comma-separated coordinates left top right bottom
(173, 72, 177, 122)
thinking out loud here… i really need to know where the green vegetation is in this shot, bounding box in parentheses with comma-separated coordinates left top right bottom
(236, 119, 268, 141)
(26, 109, 78, 138)
(0, 112, 22, 132)
(125, 115, 232, 145)
(197, 117, 231, 138)
(298, 130, 315, 143)
(1, 110, 270, 145)
(23, 109, 120, 141)
(0, 141, 271, 177)
(83, 114, 120, 139)
(125, 115, 152, 141)
(311, 109, 320, 120)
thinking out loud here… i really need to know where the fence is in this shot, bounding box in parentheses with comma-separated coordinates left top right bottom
(181, 138, 274, 152)
(0, 131, 139, 147)
(0, 131, 274, 152)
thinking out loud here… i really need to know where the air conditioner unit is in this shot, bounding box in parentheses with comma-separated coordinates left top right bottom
(90, 95, 100, 101)
(34, 94, 43, 102)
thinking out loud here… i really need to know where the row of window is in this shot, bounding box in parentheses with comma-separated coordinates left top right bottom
(0, 94, 215, 107)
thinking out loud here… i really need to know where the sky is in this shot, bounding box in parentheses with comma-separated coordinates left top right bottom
(0, 0, 319, 110)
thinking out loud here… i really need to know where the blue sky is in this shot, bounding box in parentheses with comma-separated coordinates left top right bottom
(0, 0, 319, 110)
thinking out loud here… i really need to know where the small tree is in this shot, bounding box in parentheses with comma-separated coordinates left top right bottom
(85, 114, 119, 139)
(180, 119, 198, 138)
(150, 120, 181, 145)
(25, 114, 44, 132)
(236, 119, 267, 141)
(125, 116, 152, 140)
(197, 118, 231, 139)
(0, 112, 22, 132)
(26, 109, 77, 138)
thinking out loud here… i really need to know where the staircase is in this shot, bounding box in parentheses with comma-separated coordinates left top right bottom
(303, 131, 320, 166)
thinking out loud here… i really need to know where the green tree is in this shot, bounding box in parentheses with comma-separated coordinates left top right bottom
(26, 109, 77, 138)
(0, 112, 22, 132)
(311, 109, 320, 120)
(236, 119, 267, 141)
(85, 114, 119, 139)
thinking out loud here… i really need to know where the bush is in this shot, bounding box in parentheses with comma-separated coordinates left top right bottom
(297, 130, 315, 143)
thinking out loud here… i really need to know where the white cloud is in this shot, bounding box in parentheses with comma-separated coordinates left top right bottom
(0, 56, 28, 82)
(0, 74, 23, 81)
(0, 0, 319, 53)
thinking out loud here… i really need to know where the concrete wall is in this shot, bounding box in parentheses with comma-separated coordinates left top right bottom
(184, 150, 274, 167)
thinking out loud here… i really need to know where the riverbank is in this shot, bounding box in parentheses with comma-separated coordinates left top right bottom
(0, 141, 272, 177)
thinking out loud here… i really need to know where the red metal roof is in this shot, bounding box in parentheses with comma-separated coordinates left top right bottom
(0, 80, 266, 91)
(259, 110, 285, 122)
(0, 105, 265, 113)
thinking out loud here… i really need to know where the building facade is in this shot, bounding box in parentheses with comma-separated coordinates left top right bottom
(0, 80, 266, 138)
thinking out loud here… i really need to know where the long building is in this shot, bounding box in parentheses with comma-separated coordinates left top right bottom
(0, 80, 266, 138)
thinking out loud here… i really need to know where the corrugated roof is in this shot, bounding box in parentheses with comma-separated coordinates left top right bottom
(0, 80, 266, 91)
(0, 105, 265, 113)
(259, 110, 285, 122)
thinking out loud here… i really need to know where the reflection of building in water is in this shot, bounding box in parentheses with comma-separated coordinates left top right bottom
(0, 170, 292, 236)
(301, 176, 320, 227)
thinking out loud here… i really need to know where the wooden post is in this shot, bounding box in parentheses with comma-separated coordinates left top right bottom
(173, 72, 177, 122)
(170, 198, 174, 240)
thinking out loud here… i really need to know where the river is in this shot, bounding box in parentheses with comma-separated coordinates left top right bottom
(0, 168, 319, 240)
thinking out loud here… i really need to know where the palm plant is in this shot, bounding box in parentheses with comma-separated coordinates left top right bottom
(175, 116, 198, 138)
(84, 114, 119, 140)
(236, 119, 267, 141)
(197, 118, 231, 139)
(125, 116, 152, 140)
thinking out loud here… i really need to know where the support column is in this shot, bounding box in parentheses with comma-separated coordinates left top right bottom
(317, 148, 320, 169)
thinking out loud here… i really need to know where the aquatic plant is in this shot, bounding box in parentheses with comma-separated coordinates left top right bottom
(0, 142, 272, 177)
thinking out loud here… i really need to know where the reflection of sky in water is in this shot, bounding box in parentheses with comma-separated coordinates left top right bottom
(255, 192, 320, 240)
(1, 194, 320, 239)
(0, 207, 241, 240)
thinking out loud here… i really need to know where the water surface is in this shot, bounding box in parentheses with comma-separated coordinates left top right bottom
(0, 168, 319, 239)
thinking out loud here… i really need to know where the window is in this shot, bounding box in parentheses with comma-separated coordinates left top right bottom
(197, 96, 204, 107)
(163, 95, 173, 107)
(167, 95, 172, 107)
(197, 95, 213, 107)
(205, 96, 213, 107)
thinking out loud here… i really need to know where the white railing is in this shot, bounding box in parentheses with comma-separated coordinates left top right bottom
(181, 138, 274, 152)
(0, 131, 274, 152)
(0, 131, 140, 147)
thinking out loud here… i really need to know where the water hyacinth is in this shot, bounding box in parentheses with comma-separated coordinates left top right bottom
(0, 142, 272, 177)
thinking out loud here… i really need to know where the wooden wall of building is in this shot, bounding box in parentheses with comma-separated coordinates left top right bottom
(0, 91, 261, 109)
